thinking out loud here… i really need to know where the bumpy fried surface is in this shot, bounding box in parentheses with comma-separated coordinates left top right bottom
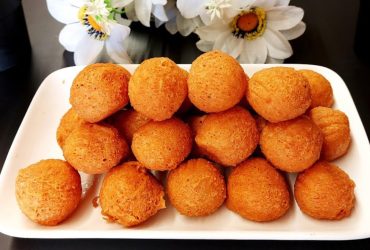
(187, 115, 207, 157)
(308, 107, 351, 161)
(226, 158, 291, 222)
(132, 118, 192, 171)
(299, 69, 334, 108)
(247, 67, 311, 122)
(63, 123, 129, 174)
(128, 57, 187, 121)
(110, 109, 151, 145)
(100, 161, 165, 227)
(195, 106, 259, 166)
(70, 63, 130, 123)
(260, 116, 323, 172)
(188, 50, 248, 112)
(56, 108, 87, 148)
(15, 159, 81, 226)
(294, 161, 355, 220)
(166, 158, 226, 216)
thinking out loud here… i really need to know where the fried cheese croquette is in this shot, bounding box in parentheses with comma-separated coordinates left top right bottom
(128, 57, 187, 121)
(226, 158, 291, 222)
(70, 63, 130, 123)
(298, 69, 334, 108)
(110, 109, 151, 145)
(188, 50, 248, 113)
(63, 123, 129, 174)
(56, 108, 87, 148)
(15, 159, 81, 226)
(132, 118, 192, 171)
(247, 67, 311, 123)
(99, 161, 165, 227)
(294, 161, 355, 220)
(195, 106, 259, 166)
(260, 116, 323, 172)
(166, 158, 226, 217)
(308, 107, 351, 161)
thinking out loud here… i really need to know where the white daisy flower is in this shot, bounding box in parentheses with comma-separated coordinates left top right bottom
(159, 0, 203, 36)
(124, 0, 169, 27)
(195, 0, 306, 63)
(47, 0, 132, 65)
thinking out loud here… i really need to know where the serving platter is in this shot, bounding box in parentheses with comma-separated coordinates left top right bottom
(0, 64, 369, 240)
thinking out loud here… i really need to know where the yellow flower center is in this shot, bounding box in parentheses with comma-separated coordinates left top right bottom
(78, 6, 108, 41)
(230, 7, 266, 40)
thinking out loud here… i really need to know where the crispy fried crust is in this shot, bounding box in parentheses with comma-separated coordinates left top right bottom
(195, 106, 259, 166)
(226, 157, 291, 222)
(15, 159, 81, 226)
(260, 116, 323, 172)
(128, 58, 188, 121)
(308, 107, 351, 161)
(70, 63, 130, 123)
(188, 50, 247, 112)
(63, 123, 129, 174)
(294, 161, 355, 220)
(247, 67, 311, 122)
(299, 69, 334, 109)
(56, 108, 87, 148)
(99, 161, 165, 227)
(166, 158, 226, 217)
(132, 118, 192, 171)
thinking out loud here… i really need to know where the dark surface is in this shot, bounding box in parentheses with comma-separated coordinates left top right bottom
(0, 0, 370, 249)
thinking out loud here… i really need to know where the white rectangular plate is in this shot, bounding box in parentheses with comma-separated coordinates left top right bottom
(0, 64, 369, 240)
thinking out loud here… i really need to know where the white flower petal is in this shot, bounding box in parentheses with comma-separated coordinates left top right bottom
(153, 4, 168, 22)
(253, 0, 277, 9)
(266, 56, 284, 64)
(111, 0, 134, 8)
(59, 23, 86, 52)
(199, 10, 213, 25)
(135, 0, 152, 27)
(155, 18, 166, 28)
(231, 0, 256, 9)
(116, 15, 132, 26)
(74, 34, 104, 65)
(125, 2, 137, 21)
(213, 31, 231, 51)
(280, 21, 306, 40)
(46, 0, 79, 24)
(275, 0, 290, 6)
(196, 40, 214, 52)
(240, 37, 268, 63)
(224, 36, 244, 58)
(177, 0, 206, 19)
(267, 6, 304, 31)
(152, 0, 167, 5)
(195, 21, 229, 41)
(263, 28, 293, 59)
(165, 18, 178, 35)
(105, 24, 131, 64)
(177, 15, 198, 36)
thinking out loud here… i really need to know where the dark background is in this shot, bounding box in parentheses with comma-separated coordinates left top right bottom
(1, 0, 370, 249)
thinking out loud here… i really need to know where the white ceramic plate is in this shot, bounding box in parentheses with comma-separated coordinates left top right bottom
(0, 64, 369, 240)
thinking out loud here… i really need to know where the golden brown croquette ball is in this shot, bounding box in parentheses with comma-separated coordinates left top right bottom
(128, 57, 187, 121)
(226, 158, 291, 222)
(294, 161, 355, 220)
(299, 69, 334, 108)
(99, 161, 165, 227)
(63, 123, 129, 174)
(260, 116, 323, 173)
(132, 118, 192, 171)
(166, 158, 226, 217)
(15, 159, 81, 226)
(56, 108, 87, 148)
(308, 107, 351, 161)
(70, 63, 131, 123)
(109, 109, 151, 145)
(247, 67, 311, 123)
(188, 50, 248, 113)
(195, 106, 259, 166)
